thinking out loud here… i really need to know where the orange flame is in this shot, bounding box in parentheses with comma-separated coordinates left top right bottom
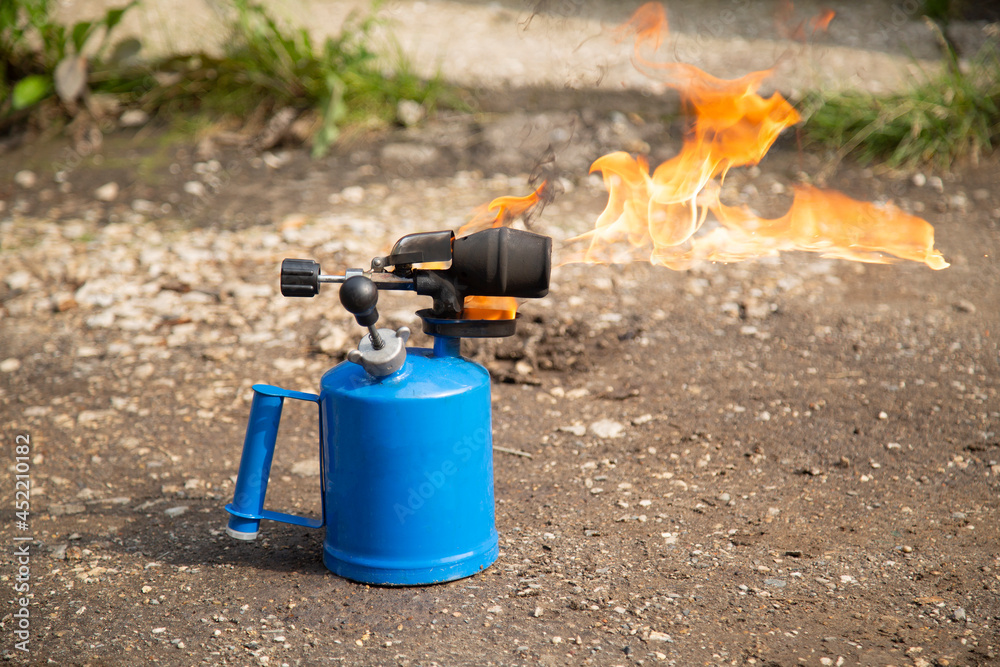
(776, 1, 836, 42)
(712, 185, 949, 269)
(459, 182, 550, 320)
(453, 2, 945, 325)
(568, 2, 947, 271)
(811, 9, 836, 34)
(458, 182, 550, 236)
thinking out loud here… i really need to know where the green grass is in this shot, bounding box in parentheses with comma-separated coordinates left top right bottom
(185, 0, 452, 155)
(800, 29, 1000, 169)
(2, 0, 138, 110)
(922, 0, 956, 21)
(2, 0, 456, 156)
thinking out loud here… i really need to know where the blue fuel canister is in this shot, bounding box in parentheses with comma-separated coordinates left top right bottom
(224, 227, 551, 586)
(318, 336, 497, 584)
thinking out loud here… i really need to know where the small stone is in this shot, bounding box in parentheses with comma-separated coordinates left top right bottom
(901, 545, 913, 553)
(5, 270, 34, 290)
(953, 607, 966, 622)
(94, 181, 119, 202)
(551, 636, 562, 644)
(927, 175, 944, 192)
(262, 151, 289, 169)
(648, 630, 672, 642)
(15, 170, 38, 188)
(141, 585, 153, 594)
(953, 299, 976, 314)
(533, 606, 544, 617)
(380, 143, 440, 171)
(486, 605, 502, 614)
(613, 606, 627, 614)
(911, 173, 926, 187)
(820, 658, 833, 666)
(685, 278, 708, 297)
(396, 99, 426, 127)
(878, 411, 888, 420)
(317, 326, 349, 355)
(558, 424, 586, 436)
(52, 292, 78, 312)
(340, 185, 365, 204)
(291, 459, 320, 477)
(718, 492, 731, 503)
(50, 503, 86, 516)
(1, 358, 22, 373)
(132, 198, 156, 213)
(120, 109, 150, 127)
(590, 419, 625, 439)
(632, 413, 653, 426)
(164, 506, 188, 518)
(764, 578, 787, 588)
(183, 181, 206, 197)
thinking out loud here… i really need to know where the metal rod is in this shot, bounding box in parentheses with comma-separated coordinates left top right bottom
(319, 273, 415, 290)
(367, 326, 385, 350)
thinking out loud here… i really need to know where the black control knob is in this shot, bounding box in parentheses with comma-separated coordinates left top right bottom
(280, 259, 320, 297)
(340, 275, 379, 327)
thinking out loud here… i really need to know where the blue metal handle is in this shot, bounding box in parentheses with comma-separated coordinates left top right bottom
(225, 384, 323, 540)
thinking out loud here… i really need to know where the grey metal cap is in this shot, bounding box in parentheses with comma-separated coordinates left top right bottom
(347, 327, 410, 378)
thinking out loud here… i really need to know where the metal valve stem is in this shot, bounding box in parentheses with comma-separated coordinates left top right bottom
(367, 326, 385, 350)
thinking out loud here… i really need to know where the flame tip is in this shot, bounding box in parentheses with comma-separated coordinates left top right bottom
(575, 1, 948, 273)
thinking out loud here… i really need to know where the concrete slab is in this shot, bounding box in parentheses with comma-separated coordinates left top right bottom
(54, 0, 963, 95)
